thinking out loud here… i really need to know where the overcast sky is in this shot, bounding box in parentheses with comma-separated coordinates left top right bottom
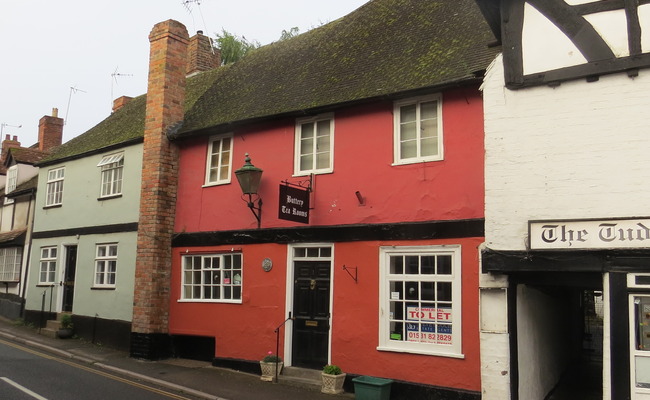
(0, 0, 368, 147)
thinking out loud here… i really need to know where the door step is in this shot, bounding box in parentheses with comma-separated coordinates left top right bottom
(277, 366, 322, 390)
(39, 312, 71, 339)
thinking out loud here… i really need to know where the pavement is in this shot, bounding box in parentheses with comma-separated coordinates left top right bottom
(0, 317, 353, 400)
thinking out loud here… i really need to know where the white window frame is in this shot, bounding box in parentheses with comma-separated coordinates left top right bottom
(98, 153, 124, 198)
(393, 94, 444, 165)
(180, 253, 243, 303)
(378, 245, 463, 358)
(294, 114, 334, 176)
(94, 243, 118, 288)
(204, 133, 233, 186)
(4, 165, 17, 204)
(630, 294, 650, 395)
(0, 247, 22, 282)
(45, 167, 65, 207)
(39, 246, 57, 284)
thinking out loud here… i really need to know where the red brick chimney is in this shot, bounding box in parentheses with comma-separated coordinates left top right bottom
(38, 108, 63, 152)
(131, 19, 189, 360)
(187, 30, 220, 76)
(1, 134, 21, 162)
(112, 96, 133, 113)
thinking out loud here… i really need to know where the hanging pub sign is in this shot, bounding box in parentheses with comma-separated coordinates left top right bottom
(279, 184, 310, 224)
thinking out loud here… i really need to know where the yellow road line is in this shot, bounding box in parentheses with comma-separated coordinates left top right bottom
(0, 338, 192, 400)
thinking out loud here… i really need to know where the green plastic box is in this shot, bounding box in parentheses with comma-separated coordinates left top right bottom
(352, 376, 393, 400)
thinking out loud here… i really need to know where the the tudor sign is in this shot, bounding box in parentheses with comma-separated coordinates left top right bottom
(529, 218, 650, 250)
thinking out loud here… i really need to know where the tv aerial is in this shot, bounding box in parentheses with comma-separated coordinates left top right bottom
(65, 86, 87, 125)
(110, 67, 134, 109)
(0, 123, 21, 135)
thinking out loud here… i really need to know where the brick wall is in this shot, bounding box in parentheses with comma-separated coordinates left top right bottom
(187, 31, 220, 76)
(38, 108, 63, 152)
(131, 20, 188, 357)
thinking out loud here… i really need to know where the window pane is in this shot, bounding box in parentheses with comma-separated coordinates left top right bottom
(421, 118, 437, 139)
(400, 104, 416, 123)
(316, 151, 330, 169)
(420, 101, 437, 120)
(320, 248, 331, 258)
(437, 282, 452, 301)
(420, 137, 438, 157)
(405, 281, 419, 300)
(438, 255, 452, 274)
(401, 140, 417, 159)
(301, 123, 314, 139)
(421, 281, 435, 301)
(300, 154, 313, 171)
(390, 256, 403, 274)
(421, 256, 435, 274)
(405, 256, 419, 274)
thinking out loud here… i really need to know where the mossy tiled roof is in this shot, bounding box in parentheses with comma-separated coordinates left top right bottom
(177, 0, 499, 138)
(40, 0, 498, 163)
(7, 147, 47, 166)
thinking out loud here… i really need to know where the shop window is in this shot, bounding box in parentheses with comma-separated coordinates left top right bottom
(181, 253, 242, 303)
(378, 245, 462, 357)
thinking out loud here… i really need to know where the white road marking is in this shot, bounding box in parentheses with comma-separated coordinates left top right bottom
(0, 377, 49, 400)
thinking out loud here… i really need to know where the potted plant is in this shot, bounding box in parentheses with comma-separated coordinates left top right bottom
(259, 351, 283, 381)
(56, 314, 74, 339)
(321, 364, 346, 394)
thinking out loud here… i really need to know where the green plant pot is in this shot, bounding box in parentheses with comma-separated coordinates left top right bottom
(352, 376, 393, 400)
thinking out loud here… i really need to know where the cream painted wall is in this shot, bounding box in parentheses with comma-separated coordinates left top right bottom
(33, 144, 142, 232)
(483, 55, 650, 250)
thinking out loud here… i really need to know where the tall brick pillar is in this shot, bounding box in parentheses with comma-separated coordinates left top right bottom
(130, 20, 188, 360)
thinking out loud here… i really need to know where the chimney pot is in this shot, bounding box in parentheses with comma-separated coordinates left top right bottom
(197, 30, 203, 35)
(4, 134, 9, 141)
(12, 136, 17, 141)
(52, 108, 58, 118)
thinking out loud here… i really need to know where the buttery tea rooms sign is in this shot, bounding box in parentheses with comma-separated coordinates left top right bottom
(279, 184, 310, 224)
(529, 218, 650, 250)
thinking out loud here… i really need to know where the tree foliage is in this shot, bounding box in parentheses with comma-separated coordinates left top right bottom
(214, 27, 301, 65)
(215, 29, 261, 65)
(278, 27, 300, 41)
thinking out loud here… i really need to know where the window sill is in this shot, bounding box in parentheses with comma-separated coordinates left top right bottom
(202, 181, 231, 188)
(43, 204, 62, 209)
(91, 286, 116, 290)
(97, 194, 122, 201)
(376, 345, 464, 359)
(177, 299, 242, 304)
(392, 157, 443, 166)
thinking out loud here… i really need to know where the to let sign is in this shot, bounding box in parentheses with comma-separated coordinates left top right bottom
(278, 184, 309, 224)
(529, 218, 650, 250)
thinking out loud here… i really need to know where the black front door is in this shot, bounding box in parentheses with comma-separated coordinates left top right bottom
(62, 246, 77, 312)
(292, 261, 331, 369)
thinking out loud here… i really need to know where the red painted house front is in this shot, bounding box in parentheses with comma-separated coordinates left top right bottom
(165, 1, 498, 398)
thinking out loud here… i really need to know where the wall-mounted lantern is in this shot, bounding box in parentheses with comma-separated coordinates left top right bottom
(235, 153, 263, 228)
